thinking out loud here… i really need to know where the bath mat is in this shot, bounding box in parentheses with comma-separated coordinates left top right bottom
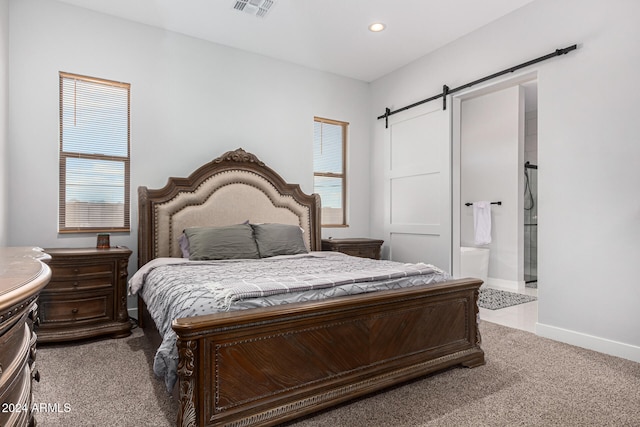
(478, 288, 537, 310)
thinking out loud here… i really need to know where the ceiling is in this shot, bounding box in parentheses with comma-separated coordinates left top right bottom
(55, 0, 535, 82)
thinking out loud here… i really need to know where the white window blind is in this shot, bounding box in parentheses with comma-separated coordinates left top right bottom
(59, 72, 130, 232)
(313, 117, 347, 226)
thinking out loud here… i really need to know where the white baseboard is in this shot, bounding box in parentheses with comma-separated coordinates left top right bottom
(536, 322, 640, 364)
(484, 277, 525, 291)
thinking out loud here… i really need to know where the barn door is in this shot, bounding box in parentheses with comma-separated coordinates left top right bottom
(384, 100, 451, 271)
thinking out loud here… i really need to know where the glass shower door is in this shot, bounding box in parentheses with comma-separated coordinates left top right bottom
(524, 163, 537, 284)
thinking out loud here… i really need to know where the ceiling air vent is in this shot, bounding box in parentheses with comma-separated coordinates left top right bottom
(233, 0, 276, 18)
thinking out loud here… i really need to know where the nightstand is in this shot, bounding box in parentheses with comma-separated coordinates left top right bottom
(37, 247, 132, 343)
(321, 238, 384, 260)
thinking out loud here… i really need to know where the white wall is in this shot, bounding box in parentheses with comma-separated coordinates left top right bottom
(371, 0, 640, 361)
(7, 0, 640, 362)
(524, 110, 538, 165)
(7, 0, 371, 264)
(0, 0, 8, 246)
(460, 85, 524, 287)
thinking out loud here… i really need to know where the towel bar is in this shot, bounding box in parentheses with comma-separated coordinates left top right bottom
(464, 201, 502, 206)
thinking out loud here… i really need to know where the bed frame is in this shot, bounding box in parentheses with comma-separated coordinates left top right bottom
(137, 148, 484, 427)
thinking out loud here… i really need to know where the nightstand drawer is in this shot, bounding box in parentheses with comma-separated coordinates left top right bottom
(49, 263, 113, 280)
(0, 364, 32, 427)
(341, 247, 376, 258)
(38, 291, 113, 324)
(0, 315, 30, 381)
(44, 276, 113, 292)
(321, 238, 384, 260)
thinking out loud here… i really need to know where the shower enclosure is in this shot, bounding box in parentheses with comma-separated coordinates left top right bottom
(524, 162, 538, 283)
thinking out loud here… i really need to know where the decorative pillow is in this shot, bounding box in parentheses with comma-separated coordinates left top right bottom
(179, 220, 250, 258)
(184, 224, 260, 260)
(251, 223, 308, 258)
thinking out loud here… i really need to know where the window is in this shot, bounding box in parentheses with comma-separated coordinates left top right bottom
(59, 72, 130, 232)
(313, 117, 347, 226)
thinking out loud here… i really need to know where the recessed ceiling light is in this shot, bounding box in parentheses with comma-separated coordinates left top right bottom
(368, 22, 386, 32)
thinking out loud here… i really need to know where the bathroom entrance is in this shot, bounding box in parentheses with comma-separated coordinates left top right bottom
(452, 73, 538, 290)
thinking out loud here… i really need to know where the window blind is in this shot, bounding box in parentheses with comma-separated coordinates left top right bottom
(59, 72, 130, 232)
(313, 117, 347, 226)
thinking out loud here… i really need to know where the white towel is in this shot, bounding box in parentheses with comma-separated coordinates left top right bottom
(473, 201, 492, 245)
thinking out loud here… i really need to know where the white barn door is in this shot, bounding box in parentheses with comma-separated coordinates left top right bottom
(384, 101, 451, 271)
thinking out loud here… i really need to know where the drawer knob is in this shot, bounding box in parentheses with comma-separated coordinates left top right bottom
(73, 281, 79, 287)
(71, 308, 79, 315)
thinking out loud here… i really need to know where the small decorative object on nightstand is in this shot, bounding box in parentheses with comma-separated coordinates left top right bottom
(37, 247, 132, 343)
(96, 233, 110, 249)
(321, 238, 384, 260)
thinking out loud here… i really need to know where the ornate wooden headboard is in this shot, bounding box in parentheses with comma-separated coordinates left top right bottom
(137, 148, 321, 268)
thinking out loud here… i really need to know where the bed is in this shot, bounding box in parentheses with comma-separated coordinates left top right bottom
(134, 147, 485, 427)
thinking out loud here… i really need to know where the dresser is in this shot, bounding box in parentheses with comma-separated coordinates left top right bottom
(321, 238, 384, 260)
(37, 247, 132, 343)
(0, 247, 51, 427)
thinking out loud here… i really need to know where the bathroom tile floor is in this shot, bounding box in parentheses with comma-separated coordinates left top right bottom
(479, 284, 538, 333)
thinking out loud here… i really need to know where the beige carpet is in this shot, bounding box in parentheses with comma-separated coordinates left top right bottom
(33, 326, 178, 427)
(33, 321, 640, 426)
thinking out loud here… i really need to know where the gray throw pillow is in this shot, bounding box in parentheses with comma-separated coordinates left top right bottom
(184, 224, 260, 260)
(251, 223, 308, 258)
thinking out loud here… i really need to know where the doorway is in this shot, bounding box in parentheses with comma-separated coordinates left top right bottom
(452, 73, 538, 291)
(452, 74, 538, 333)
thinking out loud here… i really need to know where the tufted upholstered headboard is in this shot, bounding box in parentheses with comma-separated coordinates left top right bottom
(137, 148, 321, 268)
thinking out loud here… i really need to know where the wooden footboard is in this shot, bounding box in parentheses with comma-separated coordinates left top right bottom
(171, 278, 484, 427)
